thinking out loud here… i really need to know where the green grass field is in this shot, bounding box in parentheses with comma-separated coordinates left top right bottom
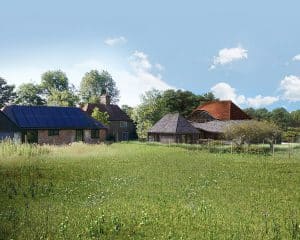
(0, 142, 300, 239)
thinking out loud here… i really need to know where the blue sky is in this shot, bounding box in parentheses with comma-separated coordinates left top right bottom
(1, 0, 300, 109)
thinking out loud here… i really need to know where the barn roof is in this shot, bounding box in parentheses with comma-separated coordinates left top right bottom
(191, 120, 251, 133)
(148, 113, 199, 134)
(82, 103, 131, 122)
(193, 101, 251, 120)
(2, 105, 107, 130)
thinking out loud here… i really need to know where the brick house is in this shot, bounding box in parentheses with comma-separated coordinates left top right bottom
(2, 105, 107, 144)
(82, 94, 137, 141)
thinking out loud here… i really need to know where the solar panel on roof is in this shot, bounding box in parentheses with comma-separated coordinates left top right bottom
(2, 105, 106, 129)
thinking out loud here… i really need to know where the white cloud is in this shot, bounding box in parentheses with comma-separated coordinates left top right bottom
(210, 46, 248, 69)
(211, 82, 246, 105)
(247, 95, 279, 108)
(211, 82, 278, 108)
(280, 75, 300, 101)
(155, 63, 164, 71)
(104, 36, 127, 46)
(292, 54, 300, 61)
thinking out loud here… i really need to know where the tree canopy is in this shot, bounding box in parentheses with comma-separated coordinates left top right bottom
(15, 83, 45, 105)
(41, 70, 69, 93)
(91, 107, 110, 126)
(0, 77, 16, 108)
(80, 70, 119, 104)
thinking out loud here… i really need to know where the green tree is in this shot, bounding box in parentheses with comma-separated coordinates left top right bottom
(47, 88, 79, 107)
(225, 120, 281, 149)
(271, 108, 292, 130)
(131, 89, 164, 138)
(80, 70, 119, 103)
(15, 83, 45, 105)
(121, 105, 134, 118)
(0, 77, 16, 108)
(41, 70, 69, 93)
(291, 110, 300, 127)
(91, 107, 110, 126)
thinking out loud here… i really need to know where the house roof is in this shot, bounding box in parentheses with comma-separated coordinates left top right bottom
(0, 110, 19, 131)
(193, 100, 251, 120)
(191, 120, 251, 133)
(148, 113, 199, 134)
(82, 103, 131, 122)
(2, 105, 107, 130)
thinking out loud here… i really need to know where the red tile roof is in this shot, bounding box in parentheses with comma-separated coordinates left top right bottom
(194, 101, 251, 120)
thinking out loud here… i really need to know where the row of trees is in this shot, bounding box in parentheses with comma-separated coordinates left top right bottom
(0, 70, 119, 108)
(121, 89, 217, 138)
(244, 107, 300, 130)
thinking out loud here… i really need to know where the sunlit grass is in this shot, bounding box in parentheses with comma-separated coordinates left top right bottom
(0, 142, 299, 239)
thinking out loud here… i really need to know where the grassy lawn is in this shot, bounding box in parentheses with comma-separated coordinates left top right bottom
(0, 142, 300, 239)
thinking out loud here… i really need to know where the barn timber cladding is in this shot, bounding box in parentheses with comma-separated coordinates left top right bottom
(2, 105, 107, 144)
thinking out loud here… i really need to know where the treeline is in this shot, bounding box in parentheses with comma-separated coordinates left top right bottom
(0, 70, 119, 108)
(121, 89, 217, 138)
(244, 107, 300, 141)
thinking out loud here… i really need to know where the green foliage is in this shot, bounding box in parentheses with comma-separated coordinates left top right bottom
(41, 70, 69, 93)
(0, 143, 300, 239)
(161, 90, 217, 117)
(131, 89, 217, 139)
(80, 70, 119, 103)
(271, 107, 292, 130)
(91, 107, 110, 126)
(0, 77, 16, 108)
(121, 105, 134, 117)
(47, 88, 79, 107)
(15, 83, 45, 105)
(291, 110, 300, 127)
(225, 120, 281, 148)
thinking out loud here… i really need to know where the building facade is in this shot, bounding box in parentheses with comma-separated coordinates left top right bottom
(82, 94, 137, 142)
(2, 105, 107, 144)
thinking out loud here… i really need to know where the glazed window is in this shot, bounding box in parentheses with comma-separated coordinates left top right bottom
(48, 129, 59, 136)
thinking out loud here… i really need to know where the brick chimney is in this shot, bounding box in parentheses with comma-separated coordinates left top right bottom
(100, 94, 111, 105)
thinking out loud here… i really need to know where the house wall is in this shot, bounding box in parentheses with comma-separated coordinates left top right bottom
(108, 121, 137, 141)
(37, 129, 107, 145)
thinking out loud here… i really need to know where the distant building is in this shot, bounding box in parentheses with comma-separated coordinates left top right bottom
(148, 113, 199, 144)
(188, 100, 251, 139)
(1, 105, 107, 144)
(82, 94, 137, 142)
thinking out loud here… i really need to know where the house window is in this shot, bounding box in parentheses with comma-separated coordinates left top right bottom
(120, 121, 128, 128)
(91, 129, 100, 139)
(48, 129, 59, 136)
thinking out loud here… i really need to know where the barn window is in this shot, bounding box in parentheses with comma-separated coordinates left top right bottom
(91, 129, 100, 139)
(48, 129, 59, 136)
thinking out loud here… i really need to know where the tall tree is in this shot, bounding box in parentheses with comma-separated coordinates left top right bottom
(291, 110, 300, 127)
(271, 107, 292, 130)
(41, 70, 69, 93)
(0, 77, 16, 108)
(161, 90, 216, 117)
(15, 83, 45, 105)
(47, 88, 79, 107)
(80, 70, 119, 103)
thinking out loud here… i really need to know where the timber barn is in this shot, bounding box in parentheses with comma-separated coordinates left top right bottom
(148, 113, 199, 144)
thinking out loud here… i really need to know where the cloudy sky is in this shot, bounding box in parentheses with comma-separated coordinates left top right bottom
(1, 0, 300, 110)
